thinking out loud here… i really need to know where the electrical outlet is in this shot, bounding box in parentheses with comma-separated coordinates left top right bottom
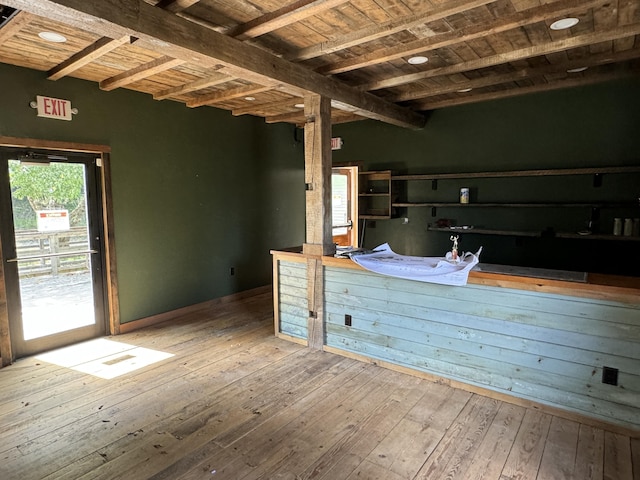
(230, 267, 235, 276)
(602, 366, 618, 386)
(344, 314, 352, 327)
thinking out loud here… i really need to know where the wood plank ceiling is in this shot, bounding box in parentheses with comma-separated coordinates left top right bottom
(0, 0, 639, 129)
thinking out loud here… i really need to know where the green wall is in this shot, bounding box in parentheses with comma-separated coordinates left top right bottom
(0, 63, 305, 323)
(2, 62, 638, 325)
(333, 78, 640, 276)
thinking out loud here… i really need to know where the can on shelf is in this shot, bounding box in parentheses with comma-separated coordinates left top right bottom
(623, 218, 633, 236)
(460, 187, 469, 204)
(613, 218, 622, 236)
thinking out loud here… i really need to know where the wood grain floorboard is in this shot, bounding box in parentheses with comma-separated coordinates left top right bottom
(414, 395, 501, 479)
(464, 402, 527, 480)
(0, 292, 636, 480)
(632, 437, 640, 480)
(574, 424, 605, 480)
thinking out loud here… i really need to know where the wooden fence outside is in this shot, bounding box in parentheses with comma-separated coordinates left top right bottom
(15, 227, 90, 277)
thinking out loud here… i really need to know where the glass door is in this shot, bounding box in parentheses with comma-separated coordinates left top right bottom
(332, 166, 359, 247)
(0, 148, 106, 358)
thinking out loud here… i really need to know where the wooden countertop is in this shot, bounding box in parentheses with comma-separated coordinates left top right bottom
(271, 250, 640, 304)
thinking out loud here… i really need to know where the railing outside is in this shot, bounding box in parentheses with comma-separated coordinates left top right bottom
(15, 227, 90, 277)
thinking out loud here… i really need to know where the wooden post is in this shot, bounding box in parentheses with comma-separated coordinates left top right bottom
(0, 232, 12, 366)
(303, 94, 334, 257)
(50, 233, 59, 276)
(100, 152, 121, 335)
(303, 94, 334, 350)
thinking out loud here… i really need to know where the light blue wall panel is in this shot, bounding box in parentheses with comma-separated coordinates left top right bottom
(277, 260, 307, 340)
(322, 265, 640, 429)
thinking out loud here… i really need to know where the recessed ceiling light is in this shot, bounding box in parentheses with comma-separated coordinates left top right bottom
(407, 56, 428, 65)
(294, 103, 304, 108)
(244, 96, 256, 101)
(567, 66, 588, 73)
(550, 17, 579, 30)
(457, 88, 473, 93)
(38, 31, 67, 43)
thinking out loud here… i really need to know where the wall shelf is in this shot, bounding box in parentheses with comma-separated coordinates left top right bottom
(427, 226, 640, 241)
(427, 226, 540, 237)
(359, 170, 392, 219)
(395, 202, 636, 209)
(555, 232, 640, 241)
(392, 165, 640, 181)
(394, 165, 639, 241)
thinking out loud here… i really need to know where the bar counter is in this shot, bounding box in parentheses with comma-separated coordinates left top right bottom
(271, 249, 640, 434)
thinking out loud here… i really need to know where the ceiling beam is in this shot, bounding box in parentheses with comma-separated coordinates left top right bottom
(3, 0, 426, 129)
(390, 48, 640, 103)
(265, 110, 309, 124)
(287, 0, 497, 62)
(48, 35, 134, 80)
(264, 98, 373, 124)
(154, 0, 200, 13)
(100, 56, 184, 91)
(232, 96, 301, 116)
(362, 22, 640, 91)
(227, 0, 350, 40)
(153, 70, 231, 100)
(0, 10, 32, 44)
(329, 112, 367, 125)
(318, 0, 606, 75)
(414, 69, 639, 111)
(264, 107, 366, 126)
(187, 84, 274, 108)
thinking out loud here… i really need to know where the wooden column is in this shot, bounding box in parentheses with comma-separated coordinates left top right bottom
(0, 233, 12, 367)
(303, 94, 335, 350)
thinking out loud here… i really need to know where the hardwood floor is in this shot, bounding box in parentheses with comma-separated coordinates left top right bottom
(0, 292, 638, 480)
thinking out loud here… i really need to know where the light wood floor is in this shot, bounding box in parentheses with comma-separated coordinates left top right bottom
(0, 292, 638, 480)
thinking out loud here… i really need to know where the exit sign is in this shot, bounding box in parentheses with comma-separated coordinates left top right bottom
(36, 95, 73, 121)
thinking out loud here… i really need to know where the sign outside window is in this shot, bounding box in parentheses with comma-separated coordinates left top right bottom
(36, 210, 70, 232)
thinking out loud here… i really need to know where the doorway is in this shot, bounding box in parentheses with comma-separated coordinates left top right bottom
(0, 147, 107, 358)
(332, 166, 359, 247)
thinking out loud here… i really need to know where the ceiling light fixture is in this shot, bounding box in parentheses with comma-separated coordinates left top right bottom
(550, 17, 579, 30)
(244, 96, 256, 101)
(567, 66, 588, 73)
(457, 88, 472, 93)
(294, 103, 304, 108)
(407, 56, 428, 65)
(38, 31, 67, 43)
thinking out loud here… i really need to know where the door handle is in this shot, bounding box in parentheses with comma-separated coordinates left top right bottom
(333, 220, 353, 229)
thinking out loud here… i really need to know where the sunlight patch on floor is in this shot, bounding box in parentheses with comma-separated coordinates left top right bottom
(35, 338, 174, 379)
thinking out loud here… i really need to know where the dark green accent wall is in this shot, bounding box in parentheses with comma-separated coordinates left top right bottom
(0, 63, 305, 323)
(333, 78, 640, 275)
(2, 61, 638, 323)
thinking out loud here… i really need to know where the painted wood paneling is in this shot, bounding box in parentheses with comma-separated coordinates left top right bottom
(277, 260, 308, 340)
(321, 265, 640, 429)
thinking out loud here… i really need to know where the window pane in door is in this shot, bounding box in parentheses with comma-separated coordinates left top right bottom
(332, 172, 349, 236)
(9, 160, 96, 340)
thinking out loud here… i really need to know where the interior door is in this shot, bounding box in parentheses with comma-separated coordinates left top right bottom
(0, 148, 106, 358)
(332, 166, 358, 247)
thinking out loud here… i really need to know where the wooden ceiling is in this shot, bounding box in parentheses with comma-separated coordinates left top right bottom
(0, 0, 639, 129)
